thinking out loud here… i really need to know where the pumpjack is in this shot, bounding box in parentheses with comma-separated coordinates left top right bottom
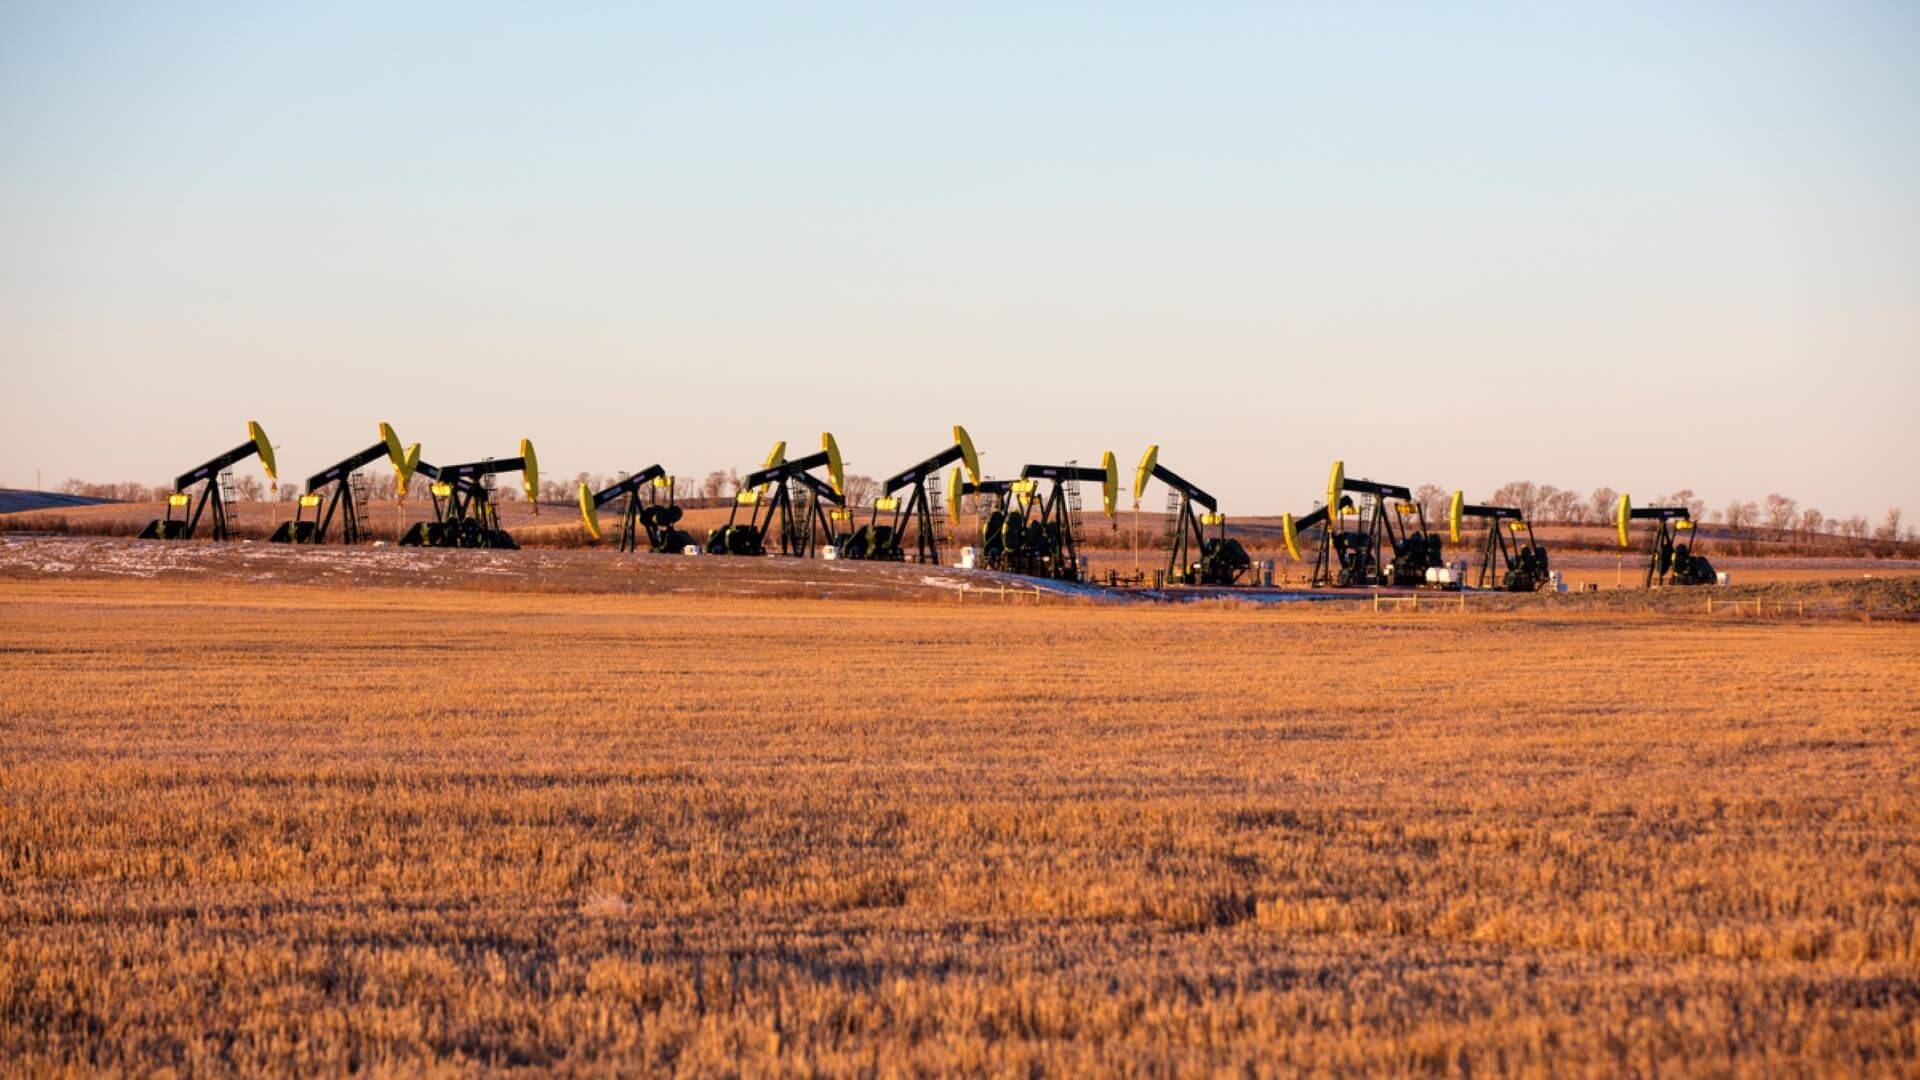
(1447, 492, 1550, 591)
(1615, 495, 1717, 587)
(270, 425, 420, 544)
(955, 474, 1014, 567)
(839, 426, 982, 563)
(973, 455, 1117, 582)
(139, 421, 278, 541)
(706, 435, 846, 557)
(1281, 461, 1446, 588)
(1131, 446, 1251, 586)
(578, 466, 693, 553)
(388, 425, 539, 550)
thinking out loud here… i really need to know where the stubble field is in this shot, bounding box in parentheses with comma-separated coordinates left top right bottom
(2, 575, 1917, 1075)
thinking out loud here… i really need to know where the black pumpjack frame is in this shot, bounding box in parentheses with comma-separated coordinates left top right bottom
(710, 451, 845, 557)
(1306, 477, 1440, 589)
(1631, 506, 1715, 587)
(401, 457, 525, 549)
(585, 466, 691, 553)
(1456, 503, 1550, 591)
(852, 441, 973, 564)
(270, 442, 390, 545)
(1140, 461, 1249, 586)
(996, 463, 1109, 583)
(139, 439, 269, 541)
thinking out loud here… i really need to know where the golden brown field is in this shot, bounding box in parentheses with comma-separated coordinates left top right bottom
(3, 577, 1918, 1075)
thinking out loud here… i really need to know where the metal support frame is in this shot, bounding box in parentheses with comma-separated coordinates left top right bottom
(983, 463, 1105, 580)
(862, 441, 971, 564)
(714, 451, 844, 557)
(400, 457, 523, 548)
(273, 441, 391, 544)
(1456, 502, 1548, 591)
(585, 466, 684, 553)
(1629, 506, 1711, 587)
(1139, 462, 1246, 586)
(1310, 477, 1420, 588)
(142, 438, 265, 541)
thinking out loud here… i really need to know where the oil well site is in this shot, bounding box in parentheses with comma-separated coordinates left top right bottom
(2, 418, 1917, 1074)
(6, 3, 1918, 1073)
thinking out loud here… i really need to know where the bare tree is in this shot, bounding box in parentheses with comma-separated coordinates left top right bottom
(1798, 508, 1823, 541)
(1723, 500, 1757, 535)
(841, 474, 880, 509)
(701, 471, 728, 500)
(1661, 489, 1706, 521)
(1874, 508, 1904, 542)
(1543, 488, 1580, 524)
(1413, 484, 1448, 526)
(1589, 486, 1617, 525)
(1487, 481, 1540, 518)
(1764, 493, 1798, 537)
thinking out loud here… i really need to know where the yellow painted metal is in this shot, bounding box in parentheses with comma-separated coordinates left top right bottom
(830, 508, 852, 521)
(1101, 451, 1117, 517)
(577, 483, 602, 541)
(1509, 521, 1528, 533)
(1448, 491, 1465, 543)
(379, 423, 420, 495)
(945, 466, 963, 525)
(1615, 494, 1632, 548)
(1327, 460, 1345, 517)
(431, 482, 452, 498)
(954, 426, 980, 484)
(823, 433, 845, 495)
(653, 475, 672, 488)
(763, 441, 787, 469)
(1394, 501, 1417, 515)
(519, 439, 539, 508)
(168, 492, 190, 508)
(298, 494, 321, 508)
(875, 496, 899, 512)
(1281, 513, 1301, 561)
(1676, 519, 1694, 531)
(1012, 479, 1036, 495)
(247, 421, 277, 481)
(736, 490, 760, 504)
(1201, 512, 1224, 526)
(1133, 445, 1159, 504)
(379, 422, 405, 464)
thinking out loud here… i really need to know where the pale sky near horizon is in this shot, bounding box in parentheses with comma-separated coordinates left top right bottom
(2, 2, 1915, 521)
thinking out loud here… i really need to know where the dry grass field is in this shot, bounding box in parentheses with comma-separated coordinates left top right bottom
(3, 574, 1918, 1075)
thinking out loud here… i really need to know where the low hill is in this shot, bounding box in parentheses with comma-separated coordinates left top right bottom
(0, 489, 113, 515)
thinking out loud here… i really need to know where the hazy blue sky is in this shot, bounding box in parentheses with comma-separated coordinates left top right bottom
(3, 2, 1915, 520)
